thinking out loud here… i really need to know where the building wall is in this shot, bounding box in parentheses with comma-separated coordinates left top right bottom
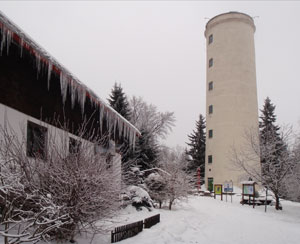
(0, 103, 122, 177)
(204, 12, 260, 189)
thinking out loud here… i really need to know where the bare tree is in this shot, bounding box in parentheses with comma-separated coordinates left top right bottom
(129, 96, 175, 140)
(282, 132, 300, 202)
(0, 120, 122, 243)
(154, 146, 193, 210)
(232, 127, 296, 210)
(0, 125, 71, 244)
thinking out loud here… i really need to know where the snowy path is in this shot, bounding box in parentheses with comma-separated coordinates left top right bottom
(58, 195, 300, 244)
(118, 195, 300, 244)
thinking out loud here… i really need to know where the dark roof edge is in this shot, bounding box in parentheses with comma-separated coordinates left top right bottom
(0, 11, 141, 140)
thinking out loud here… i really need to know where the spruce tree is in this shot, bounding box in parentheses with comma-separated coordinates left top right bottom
(107, 83, 132, 166)
(133, 128, 159, 171)
(259, 97, 289, 210)
(107, 83, 131, 121)
(259, 97, 283, 174)
(186, 114, 206, 180)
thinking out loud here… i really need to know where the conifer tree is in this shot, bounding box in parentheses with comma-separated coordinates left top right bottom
(107, 82, 131, 121)
(186, 114, 206, 180)
(259, 97, 284, 175)
(259, 97, 290, 210)
(132, 128, 159, 171)
(107, 83, 132, 164)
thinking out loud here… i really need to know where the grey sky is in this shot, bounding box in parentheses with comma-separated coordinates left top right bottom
(1, 1, 299, 147)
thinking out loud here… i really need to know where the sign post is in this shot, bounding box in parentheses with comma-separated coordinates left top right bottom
(223, 180, 234, 203)
(197, 168, 201, 192)
(214, 184, 223, 201)
(241, 181, 257, 208)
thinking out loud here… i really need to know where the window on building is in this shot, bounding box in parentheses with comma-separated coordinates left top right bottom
(27, 121, 47, 160)
(208, 177, 214, 192)
(208, 129, 213, 138)
(209, 34, 213, 44)
(208, 81, 213, 91)
(209, 105, 213, 114)
(209, 58, 213, 68)
(208, 155, 213, 163)
(69, 137, 81, 155)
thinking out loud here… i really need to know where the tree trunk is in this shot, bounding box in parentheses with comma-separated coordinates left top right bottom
(159, 201, 162, 209)
(169, 200, 173, 210)
(275, 194, 282, 210)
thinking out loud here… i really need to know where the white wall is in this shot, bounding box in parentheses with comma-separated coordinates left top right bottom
(0, 103, 122, 176)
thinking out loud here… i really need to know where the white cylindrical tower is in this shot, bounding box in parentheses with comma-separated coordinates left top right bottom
(204, 12, 259, 190)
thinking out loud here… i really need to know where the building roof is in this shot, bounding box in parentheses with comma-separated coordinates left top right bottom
(0, 11, 140, 146)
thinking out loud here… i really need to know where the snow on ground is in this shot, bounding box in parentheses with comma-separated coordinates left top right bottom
(51, 194, 300, 244)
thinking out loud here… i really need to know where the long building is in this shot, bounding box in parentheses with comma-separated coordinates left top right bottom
(204, 12, 259, 191)
(0, 11, 139, 166)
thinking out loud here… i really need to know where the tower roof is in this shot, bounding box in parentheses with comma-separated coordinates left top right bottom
(205, 12, 255, 37)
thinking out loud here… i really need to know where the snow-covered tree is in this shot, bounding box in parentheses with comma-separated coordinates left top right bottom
(232, 98, 296, 210)
(131, 128, 159, 171)
(126, 96, 175, 171)
(282, 133, 300, 202)
(129, 96, 175, 140)
(107, 82, 131, 121)
(259, 97, 293, 209)
(186, 114, 206, 179)
(0, 126, 71, 243)
(145, 172, 167, 208)
(156, 146, 193, 210)
(0, 122, 122, 242)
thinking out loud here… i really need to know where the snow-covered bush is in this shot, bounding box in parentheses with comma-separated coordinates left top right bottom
(0, 123, 122, 242)
(121, 185, 153, 211)
(157, 146, 194, 210)
(0, 127, 71, 243)
(145, 172, 167, 208)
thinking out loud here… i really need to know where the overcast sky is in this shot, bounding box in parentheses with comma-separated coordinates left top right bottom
(1, 1, 300, 147)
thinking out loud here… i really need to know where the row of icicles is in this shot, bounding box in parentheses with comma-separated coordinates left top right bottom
(0, 15, 139, 148)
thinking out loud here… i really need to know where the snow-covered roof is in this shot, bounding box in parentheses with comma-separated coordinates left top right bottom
(0, 11, 140, 145)
(241, 181, 257, 185)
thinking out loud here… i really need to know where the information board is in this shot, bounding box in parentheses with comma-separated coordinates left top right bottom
(243, 185, 254, 195)
(214, 185, 222, 195)
(223, 181, 233, 193)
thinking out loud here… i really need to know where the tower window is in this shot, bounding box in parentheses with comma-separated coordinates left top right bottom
(27, 121, 47, 160)
(208, 129, 213, 138)
(208, 81, 213, 91)
(209, 58, 213, 68)
(208, 155, 213, 163)
(209, 105, 213, 114)
(209, 34, 213, 44)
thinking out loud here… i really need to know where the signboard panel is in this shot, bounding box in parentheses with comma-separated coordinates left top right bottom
(243, 185, 254, 195)
(214, 184, 222, 195)
(223, 181, 233, 193)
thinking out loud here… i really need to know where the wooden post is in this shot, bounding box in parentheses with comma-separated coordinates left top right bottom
(253, 183, 255, 208)
(242, 184, 244, 205)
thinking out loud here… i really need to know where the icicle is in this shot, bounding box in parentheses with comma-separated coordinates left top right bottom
(35, 53, 41, 79)
(118, 119, 123, 139)
(106, 109, 109, 135)
(0, 26, 6, 55)
(60, 72, 68, 105)
(20, 38, 24, 57)
(6, 29, 11, 55)
(47, 61, 52, 90)
(70, 79, 77, 109)
(108, 111, 114, 139)
(132, 130, 136, 151)
(99, 105, 104, 135)
(113, 115, 117, 140)
(78, 88, 86, 115)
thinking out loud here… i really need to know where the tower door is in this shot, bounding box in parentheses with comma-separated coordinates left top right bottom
(208, 177, 214, 192)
